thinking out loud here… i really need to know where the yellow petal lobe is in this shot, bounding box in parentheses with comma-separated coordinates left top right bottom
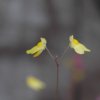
(26, 46, 40, 54)
(69, 35, 91, 54)
(26, 37, 47, 57)
(26, 76, 46, 91)
(33, 50, 43, 57)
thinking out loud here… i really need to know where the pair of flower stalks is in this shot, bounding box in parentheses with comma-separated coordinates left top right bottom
(26, 35, 91, 91)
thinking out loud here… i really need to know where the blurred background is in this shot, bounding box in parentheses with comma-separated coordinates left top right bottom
(0, 0, 100, 100)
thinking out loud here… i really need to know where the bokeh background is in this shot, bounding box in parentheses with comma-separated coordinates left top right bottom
(0, 0, 100, 100)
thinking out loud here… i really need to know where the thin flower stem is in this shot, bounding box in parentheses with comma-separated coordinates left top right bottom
(46, 47, 60, 100)
(55, 56, 60, 100)
(60, 45, 70, 60)
(46, 47, 54, 60)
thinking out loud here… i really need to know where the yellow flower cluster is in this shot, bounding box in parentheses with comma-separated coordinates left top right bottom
(25, 35, 91, 91)
(26, 35, 90, 56)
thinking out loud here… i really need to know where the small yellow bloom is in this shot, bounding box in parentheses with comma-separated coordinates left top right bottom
(26, 76, 46, 91)
(69, 35, 91, 54)
(26, 37, 47, 57)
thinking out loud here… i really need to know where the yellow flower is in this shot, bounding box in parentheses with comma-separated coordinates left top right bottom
(26, 37, 47, 57)
(26, 76, 46, 91)
(69, 35, 91, 54)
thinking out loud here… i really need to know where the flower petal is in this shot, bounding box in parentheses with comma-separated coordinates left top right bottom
(26, 37, 47, 57)
(41, 37, 47, 44)
(74, 44, 90, 54)
(26, 76, 46, 91)
(74, 45, 85, 54)
(69, 35, 91, 54)
(69, 35, 74, 42)
(26, 46, 40, 54)
(33, 50, 43, 57)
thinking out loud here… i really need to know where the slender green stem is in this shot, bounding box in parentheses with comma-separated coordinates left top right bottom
(55, 56, 60, 100)
(46, 47, 60, 100)
(46, 47, 54, 60)
(60, 45, 69, 60)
